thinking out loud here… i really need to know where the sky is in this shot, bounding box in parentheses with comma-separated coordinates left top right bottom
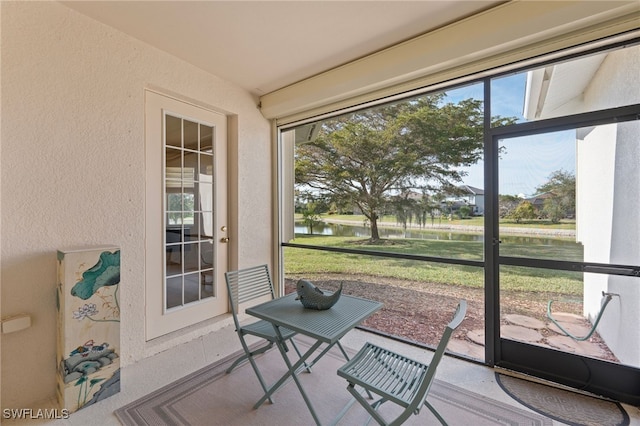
(295, 70, 577, 198)
(445, 74, 576, 197)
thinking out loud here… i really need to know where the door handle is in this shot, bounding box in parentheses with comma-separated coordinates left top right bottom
(220, 237, 230, 243)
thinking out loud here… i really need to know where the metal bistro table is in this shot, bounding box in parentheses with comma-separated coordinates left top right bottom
(246, 292, 383, 425)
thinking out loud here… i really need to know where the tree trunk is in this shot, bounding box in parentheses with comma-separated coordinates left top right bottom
(370, 216, 381, 242)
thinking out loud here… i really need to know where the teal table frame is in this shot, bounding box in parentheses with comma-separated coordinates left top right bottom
(246, 292, 383, 425)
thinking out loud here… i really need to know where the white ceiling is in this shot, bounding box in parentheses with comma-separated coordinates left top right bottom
(62, 1, 502, 96)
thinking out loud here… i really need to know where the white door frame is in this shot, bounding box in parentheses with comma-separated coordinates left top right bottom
(144, 89, 229, 340)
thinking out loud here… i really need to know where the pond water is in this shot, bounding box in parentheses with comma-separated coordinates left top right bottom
(294, 221, 577, 246)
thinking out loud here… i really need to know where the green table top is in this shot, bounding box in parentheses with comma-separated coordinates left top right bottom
(246, 293, 383, 344)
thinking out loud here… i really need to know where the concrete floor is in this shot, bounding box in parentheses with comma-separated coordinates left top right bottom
(7, 324, 640, 425)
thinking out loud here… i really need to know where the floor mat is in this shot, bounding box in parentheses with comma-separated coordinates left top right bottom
(114, 338, 553, 425)
(496, 373, 630, 426)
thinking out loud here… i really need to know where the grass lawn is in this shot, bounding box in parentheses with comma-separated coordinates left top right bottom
(285, 234, 582, 295)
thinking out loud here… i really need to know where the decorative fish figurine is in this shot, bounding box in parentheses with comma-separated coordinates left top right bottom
(295, 279, 343, 310)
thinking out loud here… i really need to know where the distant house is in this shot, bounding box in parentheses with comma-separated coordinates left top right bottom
(460, 185, 485, 215)
(525, 192, 554, 211)
(445, 185, 485, 215)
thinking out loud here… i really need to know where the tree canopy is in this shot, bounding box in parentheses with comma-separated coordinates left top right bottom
(511, 200, 537, 223)
(295, 94, 515, 241)
(536, 169, 576, 222)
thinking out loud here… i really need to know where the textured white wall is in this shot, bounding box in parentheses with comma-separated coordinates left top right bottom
(578, 47, 640, 366)
(1, 2, 271, 408)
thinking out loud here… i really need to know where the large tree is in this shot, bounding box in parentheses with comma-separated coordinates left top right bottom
(536, 169, 576, 222)
(295, 94, 513, 242)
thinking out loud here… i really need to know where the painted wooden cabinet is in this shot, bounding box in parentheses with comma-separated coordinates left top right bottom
(56, 246, 121, 413)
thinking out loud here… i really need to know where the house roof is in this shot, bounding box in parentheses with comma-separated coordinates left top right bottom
(61, 1, 500, 97)
(526, 192, 554, 204)
(523, 52, 607, 120)
(460, 185, 484, 195)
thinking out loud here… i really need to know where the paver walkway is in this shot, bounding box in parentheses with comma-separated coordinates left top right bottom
(452, 312, 610, 360)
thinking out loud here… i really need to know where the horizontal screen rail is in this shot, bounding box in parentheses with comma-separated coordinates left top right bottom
(499, 256, 640, 277)
(282, 242, 484, 268)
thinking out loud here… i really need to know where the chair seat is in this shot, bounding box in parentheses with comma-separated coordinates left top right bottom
(338, 342, 429, 408)
(242, 319, 297, 341)
(225, 265, 310, 405)
(334, 301, 465, 426)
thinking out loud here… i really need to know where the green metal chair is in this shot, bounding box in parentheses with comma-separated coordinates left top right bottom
(335, 300, 467, 426)
(225, 264, 307, 403)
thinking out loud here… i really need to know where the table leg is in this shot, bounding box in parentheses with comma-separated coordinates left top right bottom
(306, 339, 373, 400)
(254, 326, 350, 425)
(274, 338, 323, 425)
(253, 336, 322, 410)
(308, 340, 349, 367)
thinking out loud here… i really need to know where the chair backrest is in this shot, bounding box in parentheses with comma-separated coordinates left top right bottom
(401, 300, 467, 424)
(224, 264, 276, 326)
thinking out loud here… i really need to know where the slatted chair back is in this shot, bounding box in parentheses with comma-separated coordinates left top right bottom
(405, 300, 467, 422)
(225, 264, 275, 328)
(335, 300, 467, 426)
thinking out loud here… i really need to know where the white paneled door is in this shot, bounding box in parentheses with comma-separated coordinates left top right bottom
(145, 90, 228, 339)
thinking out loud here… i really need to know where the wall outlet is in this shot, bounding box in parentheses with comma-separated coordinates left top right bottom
(1, 314, 31, 333)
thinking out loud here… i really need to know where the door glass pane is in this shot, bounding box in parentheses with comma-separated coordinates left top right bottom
(165, 115, 182, 147)
(200, 153, 213, 176)
(184, 273, 200, 304)
(184, 152, 198, 176)
(200, 124, 213, 153)
(164, 113, 217, 310)
(183, 242, 199, 273)
(166, 196, 182, 223)
(200, 182, 213, 237)
(184, 120, 199, 151)
(165, 148, 181, 173)
(185, 219, 200, 242)
(166, 245, 181, 276)
(201, 241, 213, 266)
(201, 240, 214, 299)
(166, 276, 182, 309)
(201, 273, 214, 298)
(182, 194, 195, 226)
